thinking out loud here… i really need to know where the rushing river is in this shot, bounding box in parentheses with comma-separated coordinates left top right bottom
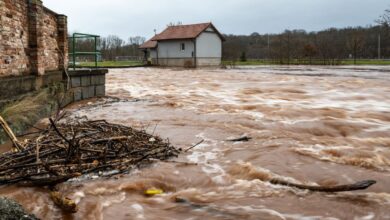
(1, 66, 390, 219)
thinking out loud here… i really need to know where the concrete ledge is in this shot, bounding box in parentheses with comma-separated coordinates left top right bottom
(0, 71, 63, 109)
(68, 69, 108, 77)
(0, 69, 108, 110)
(67, 69, 108, 103)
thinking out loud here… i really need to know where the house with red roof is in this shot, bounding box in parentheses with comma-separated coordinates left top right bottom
(139, 22, 225, 67)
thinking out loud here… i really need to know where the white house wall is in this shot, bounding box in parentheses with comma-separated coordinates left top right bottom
(196, 32, 222, 66)
(158, 40, 194, 58)
(150, 49, 157, 59)
(157, 40, 195, 67)
(150, 49, 158, 65)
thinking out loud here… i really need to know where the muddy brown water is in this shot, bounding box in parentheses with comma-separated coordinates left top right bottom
(1, 66, 390, 220)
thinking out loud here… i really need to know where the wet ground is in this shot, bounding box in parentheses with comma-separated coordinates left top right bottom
(1, 66, 390, 219)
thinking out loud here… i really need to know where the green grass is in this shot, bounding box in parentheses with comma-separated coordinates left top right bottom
(223, 59, 390, 66)
(77, 61, 144, 67)
(339, 59, 390, 65)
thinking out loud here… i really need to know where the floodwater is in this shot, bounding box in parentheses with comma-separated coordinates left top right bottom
(1, 66, 390, 219)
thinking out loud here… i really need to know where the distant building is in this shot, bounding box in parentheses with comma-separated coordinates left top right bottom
(139, 22, 225, 67)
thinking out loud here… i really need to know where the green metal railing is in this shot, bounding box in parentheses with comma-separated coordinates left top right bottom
(69, 33, 101, 70)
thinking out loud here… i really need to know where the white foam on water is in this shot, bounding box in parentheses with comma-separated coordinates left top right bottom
(354, 213, 375, 220)
(294, 143, 390, 171)
(71, 191, 85, 204)
(102, 192, 126, 208)
(187, 151, 217, 164)
(283, 213, 339, 220)
(327, 192, 390, 205)
(131, 203, 145, 219)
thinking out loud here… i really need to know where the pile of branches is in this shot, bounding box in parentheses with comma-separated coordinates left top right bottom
(0, 119, 180, 186)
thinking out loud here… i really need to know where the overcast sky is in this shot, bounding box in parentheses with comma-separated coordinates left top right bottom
(44, 0, 387, 40)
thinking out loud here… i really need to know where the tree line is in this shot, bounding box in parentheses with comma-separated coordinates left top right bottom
(69, 36, 146, 62)
(70, 9, 389, 64)
(223, 9, 389, 64)
(223, 25, 387, 64)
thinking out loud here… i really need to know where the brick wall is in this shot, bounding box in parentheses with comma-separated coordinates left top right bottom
(0, 0, 67, 77)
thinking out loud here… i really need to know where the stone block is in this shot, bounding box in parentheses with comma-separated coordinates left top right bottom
(81, 75, 91, 87)
(90, 75, 105, 85)
(61, 90, 73, 107)
(98, 75, 106, 85)
(89, 86, 95, 98)
(82, 86, 95, 99)
(90, 75, 99, 85)
(73, 87, 82, 101)
(95, 85, 105, 97)
(71, 76, 80, 87)
(82, 87, 89, 99)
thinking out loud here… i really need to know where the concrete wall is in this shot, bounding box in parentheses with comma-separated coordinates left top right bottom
(196, 31, 222, 66)
(150, 49, 158, 65)
(150, 49, 157, 59)
(0, 69, 108, 110)
(197, 58, 222, 66)
(0, 71, 63, 109)
(68, 70, 107, 102)
(157, 58, 195, 67)
(0, 0, 68, 77)
(158, 40, 194, 59)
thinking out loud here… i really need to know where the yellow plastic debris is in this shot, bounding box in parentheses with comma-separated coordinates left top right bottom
(144, 189, 164, 196)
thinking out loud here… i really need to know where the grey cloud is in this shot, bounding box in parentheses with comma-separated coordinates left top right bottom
(44, 0, 388, 39)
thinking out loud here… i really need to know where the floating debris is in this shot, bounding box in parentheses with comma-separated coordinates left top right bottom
(144, 188, 164, 196)
(0, 118, 180, 187)
(226, 135, 252, 142)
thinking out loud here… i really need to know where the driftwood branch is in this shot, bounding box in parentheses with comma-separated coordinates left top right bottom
(0, 119, 180, 188)
(0, 115, 23, 152)
(185, 139, 204, 152)
(226, 135, 252, 142)
(269, 179, 377, 192)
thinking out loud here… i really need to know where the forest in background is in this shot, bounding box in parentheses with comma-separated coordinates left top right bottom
(70, 9, 390, 65)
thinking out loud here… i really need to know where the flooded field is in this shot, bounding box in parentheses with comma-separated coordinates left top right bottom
(1, 66, 390, 219)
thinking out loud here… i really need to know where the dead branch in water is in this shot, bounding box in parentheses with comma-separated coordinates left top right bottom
(269, 179, 377, 193)
(185, 139, 205, 152)
(226, 135, 252, 142)
(0, 115, 23, 152)
(0, 118, 180, 187)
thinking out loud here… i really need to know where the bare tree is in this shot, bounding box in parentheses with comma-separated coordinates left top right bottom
(303, 44, 317, 64)
(167, 21, 183, 27)
(128, 36, 146, 46)
(346, 30, 365, 64)
(376, 8, 390, 27)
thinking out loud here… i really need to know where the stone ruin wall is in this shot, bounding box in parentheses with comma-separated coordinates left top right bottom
(0, 0, 68, 77)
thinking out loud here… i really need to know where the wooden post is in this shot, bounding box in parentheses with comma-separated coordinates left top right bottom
(0, 116, 23, 152)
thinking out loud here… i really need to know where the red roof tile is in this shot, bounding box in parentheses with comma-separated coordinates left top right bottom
(139, 39, 157, 49)
(151, 22, 225, 41)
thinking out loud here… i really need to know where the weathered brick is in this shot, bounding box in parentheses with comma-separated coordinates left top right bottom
(0, 0, 67, 77)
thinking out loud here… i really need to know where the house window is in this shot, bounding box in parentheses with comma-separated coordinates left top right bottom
(180, 43, 185, 51)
